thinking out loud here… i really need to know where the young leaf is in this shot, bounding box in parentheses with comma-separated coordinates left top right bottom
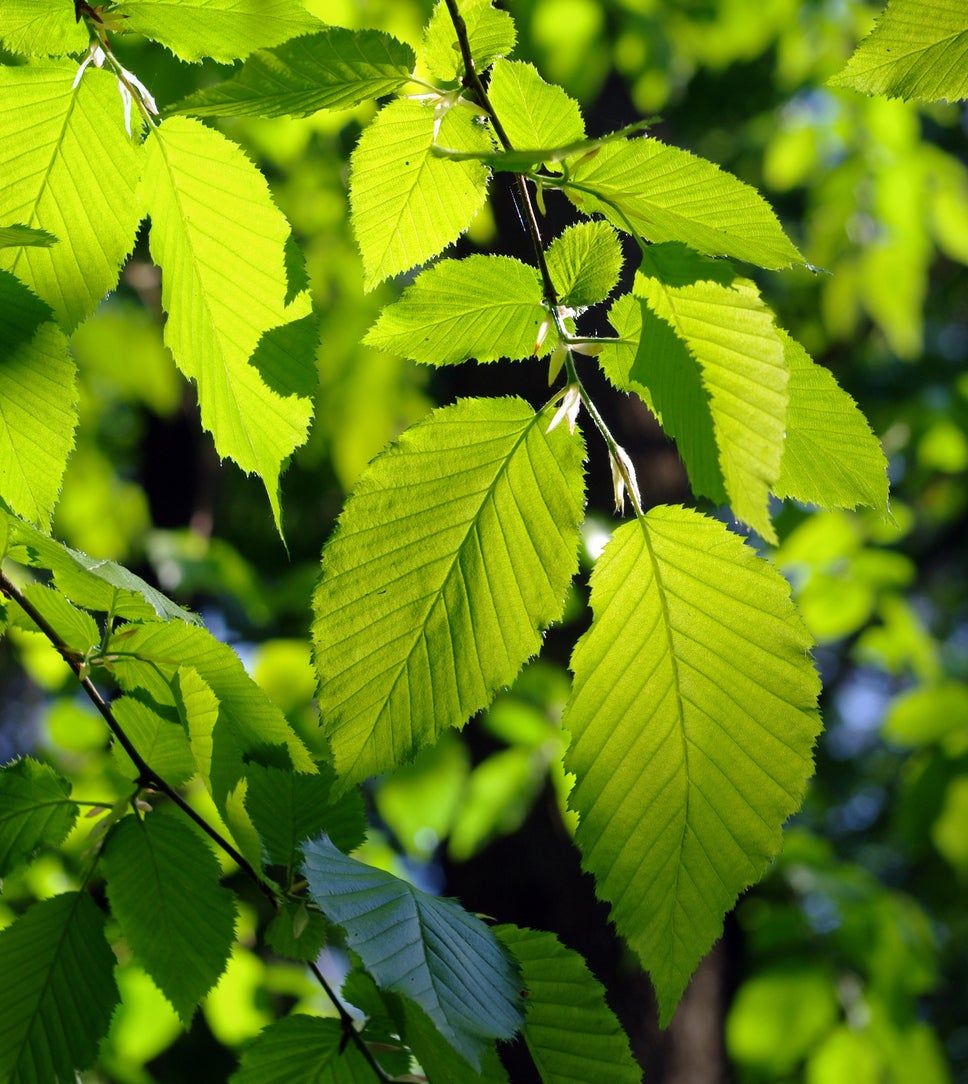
(564, 507, 821, 1024)
(364, 255, 546, 364)
(110, 697, 196, 787)
(422, 0, 516, 83)
(0, 758, 77, 878)
(113, 0, 321, 64)
(102, 813, 237, 1024)
(0, 62, 143, 330)
(495, 925, 641, 1083)
(0, 225, 56, 250)
(0, 1, 89, 57)
(313, 397, 585, 786)
(172, 27, 417, 118)
(829, 0, 968, 103)
(141, 116, 313, 528)
(349, 98, 492, 289)
(774, 331, 889, 512)
(487, 59, 584, 149)
(0, 892, 119, 1083)
(303, 833, 523, 1068)
(565, 137, 802, 270)
(546, 221, 624, 309)
(0, 272, 76, 528)
(230, 1015, 374, 1083)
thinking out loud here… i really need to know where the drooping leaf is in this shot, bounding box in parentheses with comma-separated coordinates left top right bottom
(349, 98, 492, 290)
(495, 925, 641, 1083)
(0, 272, 76, 528)
(0, 1, 89, 56)
(303, 834, 523, 1068)
(113, 0, 321, 63)
(172, 27, 416, 118)
(230, 1015, 374, 1083)
(102, 813, 237, 1023)
(0, 758, 77, 877)
(422, 0, 516, 83)
(546, 220, 624, 309)
(313, 397, 585, 786)
(565, 137, 802, 270)
(364, 255, 546, 364)
(774, 331, 889, 512)
(829, 0, 968, 103)
(564, 507, 821, 1023)
(0, 892, 119, 1083)
(0, 224, 56, 250)
(487, 59, 584, 149)
(110, 696, 196, 786)
(0, 62, 143, 330)
(140, 116, 313, 527)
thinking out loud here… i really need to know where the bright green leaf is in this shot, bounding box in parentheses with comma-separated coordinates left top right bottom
(102, 813, 237, 1023)
(230, 1015, 374, 1083)
(487, 59, 584, 149)
(448, 748, 543, 860)
(0, 1, 89, 56)
(364, 255, 546, 364)
(18, 582, 99, 654)
(933, 776, 968, 872)
(546, 220, 623, 309)
(110, 697, 196, 787)
(422, 0, 516, 83)
(313, 397, 585, 786)
(0, 225, 56, 250)
(0, 758, 77, 878)
(883, 682, 968, 746)
(564, 507, 821, 1023)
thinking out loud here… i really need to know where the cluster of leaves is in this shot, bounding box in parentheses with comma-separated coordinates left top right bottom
(0, 0, 965, 1080)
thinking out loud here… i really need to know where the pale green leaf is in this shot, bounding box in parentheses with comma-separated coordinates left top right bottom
(172, 27, 416, 118)
(448, 748, 543, 860)
(18, 582, 99, 653)
(0, 758, 77, 878)
(487, 59, 584, 149)
(114, 0, 321, 63)
(103, 813, 237, 1023)
(141, 116, 313, 527)
(110, 696, 196, 786)
(0, 225, 56, 250)
(495, 925, 641, 1083)
(0, 62, 143, 331)
(0, 892, 119, 1083)
(350, 98, 491, 290)
(422, 0, 516, 83)
(774, 331, 888, 512)
(829, 0, 968, 102)
(364, 255, 545, 364)
(303, 834, 523, 1068)
(564, 507, 821, 1023)
(174, 664, 222, 789)
(565, 138, 802, 270)
(883, 682, 968, 746)
(231, 1016, 374, 1083)
(313, 397, 585, 787)
(0, 271, 76, 528)
(547, 220, 623, 309)
(0, 1, 88, 57)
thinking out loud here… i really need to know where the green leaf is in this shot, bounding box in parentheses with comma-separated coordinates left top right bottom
(883, 682, 968, 746)
(495, 925, 641, 1083)
(364, 255, 546, 364)
(546, 220, 624, 309)
(487, 59, 584, 149)
(829, 0, 968, 103)
(172, 27, 416, 118)
(264, 902, 328, 962)
(102, 813, 237, 1023)
(774, 331, 888, 512)
(313, 397, 585, 787)
(110, 696, 196, 786)
(303, 834, 523, 1068)
(0, 758, 77, 877)
(623, 244, 789, 542)
(0, 62, 143, 330)
(0, 1, 89, 57)
(230, 1015, 374, 1083)
(174, 664, 223, 788)
(396, 998, 510, 1083)
(349, 98, 491, 290)
(0, 272, 76, 528)
(244, 764, 366, 868)
(141, 116, 313, 528)
(18, 582, 100, 653)
(0, 892, 119, 1083)
(422, 0, 516, 83)
(565, 138, 802, 270)
(0, 225, 56, 250)
(563, 507, 821, 1023)
(114, 0, 321, 63)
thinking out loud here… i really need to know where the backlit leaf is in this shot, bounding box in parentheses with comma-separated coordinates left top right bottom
(0, 1, 88, 56)
(0, 225, 56, 250)
(487, 59, 584, 149)
(422, 0, 516, 83)
(546, 220, 623, 309)
(231, 1016, 374, 1083)
(0, 758, 77, 878)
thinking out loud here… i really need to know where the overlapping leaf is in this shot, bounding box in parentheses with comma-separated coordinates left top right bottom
(173, 27, 416, 119)
(231, 1016, 374, 1083)
(0, 62, 143, 330)
(16, 583, 99, 653)
(0, 225, 55, 250)
(110, 697, 196, 786)
(564, 507, 821, 1023)
(547, 220, 624, 309)
(487, 59, 584, 148)
(422, 0, 516, 83)
(303, 834, 523, 1069)
(365, 255, 546, 364)
(0, 758, 77, 878)
(313, 397, 585, 786)
(0, 1, 88, 57)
